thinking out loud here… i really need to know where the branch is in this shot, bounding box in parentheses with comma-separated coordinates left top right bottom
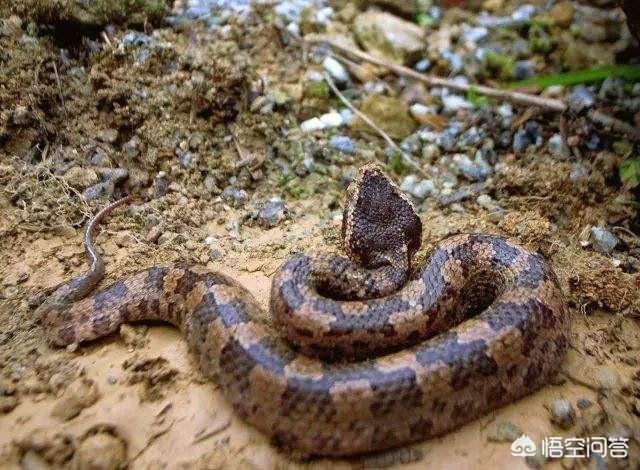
(323, 72, 428, 177)
(307, 36, 567, 112)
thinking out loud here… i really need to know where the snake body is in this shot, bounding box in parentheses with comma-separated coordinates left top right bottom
(38, 164, 569, 456)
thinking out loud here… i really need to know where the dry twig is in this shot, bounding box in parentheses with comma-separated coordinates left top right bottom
(308, 36, 640, 142)
(323, 72, 427, 177)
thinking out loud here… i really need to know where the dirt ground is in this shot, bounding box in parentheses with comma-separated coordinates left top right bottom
(1, 1, 640, 469)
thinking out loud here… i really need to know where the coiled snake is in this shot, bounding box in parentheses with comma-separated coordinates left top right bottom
(38, 164, 569, 456)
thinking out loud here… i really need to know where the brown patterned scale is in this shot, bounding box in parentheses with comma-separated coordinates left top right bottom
(37, 164, 569, 456)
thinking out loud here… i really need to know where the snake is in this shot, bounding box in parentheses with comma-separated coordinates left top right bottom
(37, 164, 570, 457)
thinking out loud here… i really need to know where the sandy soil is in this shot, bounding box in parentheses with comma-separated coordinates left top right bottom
(1, 2, 640, 469)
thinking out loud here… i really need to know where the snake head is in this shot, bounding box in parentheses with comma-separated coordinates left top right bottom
(342, 164, 422, 269)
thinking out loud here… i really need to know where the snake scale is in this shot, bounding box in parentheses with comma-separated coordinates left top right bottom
(38, 164, 569, 456)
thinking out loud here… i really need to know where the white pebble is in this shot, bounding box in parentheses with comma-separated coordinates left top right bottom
(322, 56, 349, 84)
(300, 117, 325, 132)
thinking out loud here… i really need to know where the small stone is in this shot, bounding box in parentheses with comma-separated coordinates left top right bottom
(322, 56, 349, 84)
(548, 134, 568, 158)
(497, 104, 513, 128)
(421, 143, 440, 161)
(590, 226, 619, 254)
(567, 86, 596, 113)
(82, 181, 115, 201)
(441, 95, 473, 112)
(98, 167, 129, 183)
(487, 421, 523, 442)
(353, 10, 424, 64)
(400, 175, 435, 199)
(300, 117, 325, 133)
(319, 110, 344, 128)
(546, 398, 575, 429)
(352, 95, 416, 140)
(414, 59, 431, 72)
(63, 167, 99, 189)
(51, 378, 100, 421)
(146, 226, 162, 243)
(77, 432, 127, 470)
(513, 129, 532, 153)
(97, 128, 119, 144)
(328, 135, 355, 154)
(452, 153, 490, 182)
(599, 77, 624, 100)
(440, 50, 464, 74)
(513, 60, 534, 80)
(569, 163, 588, 183)
(123, 136, 141, 157)
(257, 199, 288, 229)
(222, 186, 248, 207)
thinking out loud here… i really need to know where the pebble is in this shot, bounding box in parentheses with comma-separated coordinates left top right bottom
(97, 128, 119, 144)
(440, 50, 464, 73)
(400, 175, 435, 199)
(322, 56, 349, 84)
(63, 166, 99, 189)
(98, 167, 129, 183)
(546, 398, 575, 429)
(421, 143, 440, 161)
(513, 60, 534, 80)
(77, 432, 127, 470)
(441, 94, 473, 112)
(328, 135, 355, 154)
(157, 231, 178, 246)
(82, 181, 115, 201)
(257, 199, 288, 229)
(569, 162, 588, 183)
(319, 110, 343, 127)
(497, 104, 513, 128)
(222, 186, 248, 207)
(590, 226, 619, 253)
(547, 134, 568, 158)
(599, 77, 624, 100)
(452, 153, 490, 181)
(414, 59, 431, 72)
(487, 421, 523, 442)
(567, 86, 596, 113)
(460, 25, 488, 44)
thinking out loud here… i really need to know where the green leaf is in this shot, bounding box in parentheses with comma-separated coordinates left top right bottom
(387, 151, 407, 175)
(507, 65, 640, 89)
(466, 86, 489, 107)
(619, 159, 640, 188)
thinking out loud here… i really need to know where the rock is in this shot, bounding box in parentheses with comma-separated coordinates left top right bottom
(63, 167, 99, 189)
(400, 175, 435, 200)
(569, 163, 588, 183)
(590, 226, 619, 253)
(441, 95, 473, 113)
(77, 432, 127, 470)
(487, 421, 523, 442)
(548, 134, 569, 158)
(97, 129, 119, 144)
(353, 10, 424, 64)
(513, 129, 531, 153)
(440, 50, 464, 74)
(461, 25, 489, 44)
(257, 199, 288, 229)
(497, 104, 513, 128)
(329, 135, 355, 154)
(300, 117, 324, 133)
(452, 153, 490, 182)
(157, 231, 178, 246)
(421, 143, 440, 161)
(546, 398, 576, 429)
(413, 59, 431, 72)
(98, 167, 128, 183)
(567, 86, 596, 113)
(599, 77, 624, 100)
(145, 226, 162, 243)
(222, 186, 248, 207)
(322, 56, 349, 84)
(51, 378, 100, 421)
(513, 60, 534, 80)
(351, 95, 416, 140)
(82, 181, 115, 201)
